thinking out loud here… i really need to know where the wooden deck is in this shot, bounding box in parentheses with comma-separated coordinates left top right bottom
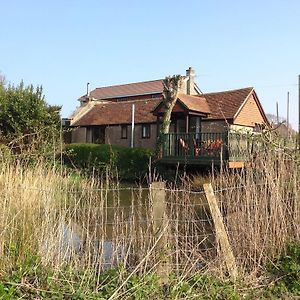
(160, 132, 249, 168)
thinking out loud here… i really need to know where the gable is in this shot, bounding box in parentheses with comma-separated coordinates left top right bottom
(203, 87, 253, 120)
(154, 101, 186, 114)
(153, 94, 210, 116)
(234, 93, 267, 127)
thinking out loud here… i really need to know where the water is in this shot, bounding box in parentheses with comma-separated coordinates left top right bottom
(46, 186, 213, 269)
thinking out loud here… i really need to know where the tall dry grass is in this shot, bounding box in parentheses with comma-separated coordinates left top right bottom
(0, 157, 213, 280)
(0, 137, 299, 283)
(212, 143, 300, 276)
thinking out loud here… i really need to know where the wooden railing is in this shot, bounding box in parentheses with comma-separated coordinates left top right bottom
(161, 132, 229, 161)
(161, 131, 251, 162)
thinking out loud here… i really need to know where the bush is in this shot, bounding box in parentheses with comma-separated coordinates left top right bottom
(268, 242, 300, 296)
(64, 143, 153, 180)
(0, 144, 11, 160)
(0, 80, 61, 147)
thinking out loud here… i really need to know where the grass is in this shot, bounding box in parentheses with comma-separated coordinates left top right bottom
(0, 133, 300, 298)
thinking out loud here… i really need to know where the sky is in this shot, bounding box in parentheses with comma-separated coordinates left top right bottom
(1, 0, 300, 129)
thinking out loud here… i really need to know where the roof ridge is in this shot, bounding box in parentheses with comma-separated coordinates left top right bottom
(203, 87, 254, 96)
(178, 93, 205, 98)
(94, 79, 163, 90)
(94, 98, 159, 105)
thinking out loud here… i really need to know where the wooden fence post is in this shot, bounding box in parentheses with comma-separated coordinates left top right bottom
(203, 183, 238, 280)
(150, 181, 170, 284)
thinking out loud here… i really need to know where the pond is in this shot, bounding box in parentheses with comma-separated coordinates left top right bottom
(49, 184, 215, 270)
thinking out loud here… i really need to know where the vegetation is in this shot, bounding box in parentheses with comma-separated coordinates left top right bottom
(0, 79, 61, 151)
(0, 261, 242, 299)
(155, 75, 183, 158)
(267, 242, 300, 297)
(2, 249, 300, 299)
(64, 143, 153, 180)
(160, 75, 183, 135)
(0, 120, 300, 298)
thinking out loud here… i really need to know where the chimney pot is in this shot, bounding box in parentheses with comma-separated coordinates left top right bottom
(186, 67, 195, 77)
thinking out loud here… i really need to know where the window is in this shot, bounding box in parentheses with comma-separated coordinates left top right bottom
(121, 125, 128, 139)
(141, 124, 150, 139)
(117, 97, 128, 101)
(151, 94, 161, 99)
(89, 126, 105, 144)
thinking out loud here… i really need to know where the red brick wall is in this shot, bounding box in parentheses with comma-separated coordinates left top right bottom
(234, 94, 265, 127)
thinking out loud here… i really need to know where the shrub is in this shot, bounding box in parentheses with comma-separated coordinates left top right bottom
(268, 242, 300, 296)
(64, 143, 153, 180)
(0, 144, 11, 160)
(0, 80, 61, 148)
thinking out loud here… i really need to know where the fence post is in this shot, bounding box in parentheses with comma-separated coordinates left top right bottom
(150, 181, 170, 284)
(203, 183, 238, 280)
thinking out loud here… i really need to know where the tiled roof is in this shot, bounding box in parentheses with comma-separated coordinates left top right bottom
(72, 99, 161, 126)
(74, 85, 257, 126)
(85, 79, 164, 100)
(203, 87, 253, 119)
(177, 94, 211, 114)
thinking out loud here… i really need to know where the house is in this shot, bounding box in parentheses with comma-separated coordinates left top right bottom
(70, 67, 269, 167)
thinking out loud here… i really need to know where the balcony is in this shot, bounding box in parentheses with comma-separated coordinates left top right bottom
(161, 132, 250, 167)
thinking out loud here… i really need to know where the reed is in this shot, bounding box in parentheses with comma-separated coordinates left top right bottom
(0, 140, 299, 294)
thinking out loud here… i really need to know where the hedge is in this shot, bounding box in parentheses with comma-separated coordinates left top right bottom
(64, 143, 153, 180)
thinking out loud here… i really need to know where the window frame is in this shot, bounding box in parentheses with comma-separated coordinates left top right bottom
(121, 125, 128, 139)
(141, 124, 151, 139)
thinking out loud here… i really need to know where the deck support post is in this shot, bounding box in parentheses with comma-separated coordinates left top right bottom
(150, 181, 170, 284)
(203, 183, 238, 280)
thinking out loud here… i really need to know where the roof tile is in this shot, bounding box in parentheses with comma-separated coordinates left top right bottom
(73, 99, 161, 126)
(203, 87, 253, 119)
(177, 94, 211, 114)
(86, 79, 164, 100)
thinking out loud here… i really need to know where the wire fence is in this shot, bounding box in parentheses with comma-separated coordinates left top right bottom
(1, 175, 300, 279)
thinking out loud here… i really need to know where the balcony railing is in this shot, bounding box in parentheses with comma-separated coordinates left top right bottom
(161, 132, 251, 162)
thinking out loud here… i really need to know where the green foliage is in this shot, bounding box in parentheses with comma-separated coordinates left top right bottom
(64, 143, 153, 180)
(268, 242, 300, 296)
(170, 274, 240, 300)
(0, 259, 163, 299)
(6, 251, 300, 299)
(0, 144, 11, 160)
(0, 80, 61, 148)
(0, 256, 241, 300)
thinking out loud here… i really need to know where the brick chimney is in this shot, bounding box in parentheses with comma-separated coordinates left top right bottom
(186, 67, 196, 95)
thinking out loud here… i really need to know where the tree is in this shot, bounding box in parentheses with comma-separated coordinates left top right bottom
(0, 80, 61, 150)
(160, 75, 183, 134)
(155, 75, 183, 157)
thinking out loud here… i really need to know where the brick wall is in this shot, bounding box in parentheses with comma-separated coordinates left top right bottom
(234, 94, 265, 127)
(71, 124, 157, 149)
(105, 123, 157, 149)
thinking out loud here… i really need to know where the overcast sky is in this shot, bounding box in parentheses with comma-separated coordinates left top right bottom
(1, 0, 300, 129)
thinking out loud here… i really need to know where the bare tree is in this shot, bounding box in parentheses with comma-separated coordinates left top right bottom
(155, 75, 183, 157)
(160, 75, 183, 134)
